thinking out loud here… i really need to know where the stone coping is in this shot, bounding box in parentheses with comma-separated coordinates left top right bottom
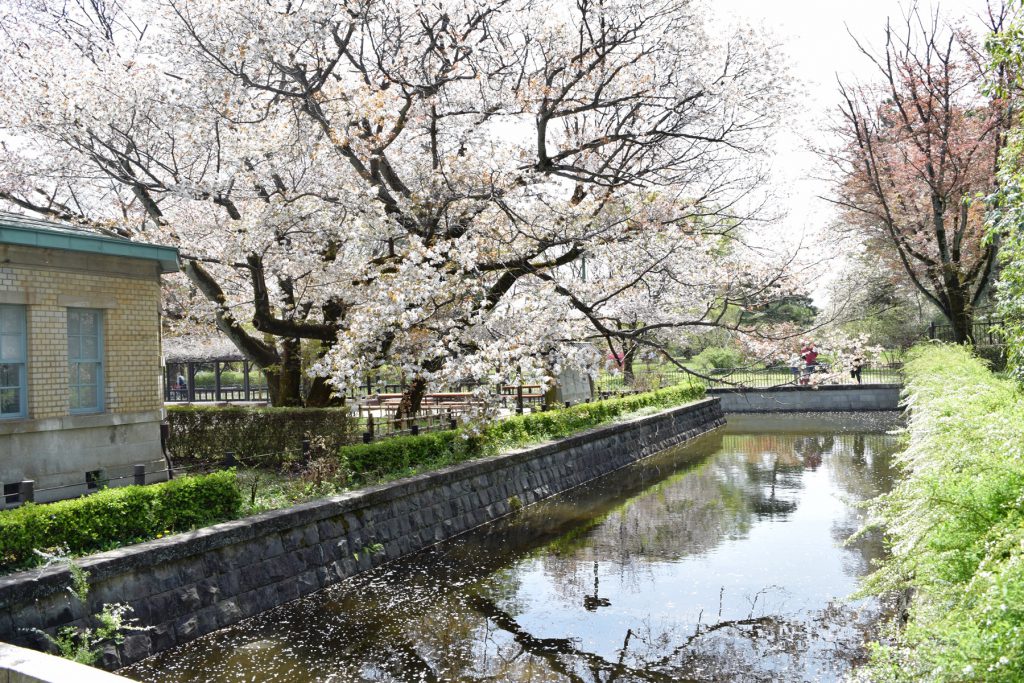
(706, 383, 901, 394)
(0, 398, 718, 607)
(0, 642, 132, 682)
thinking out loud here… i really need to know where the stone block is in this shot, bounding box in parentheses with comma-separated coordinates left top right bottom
(342, 512, 362, 532)
(172, 614, 199, 643)
(217, 570, 241, 597)
(252, 584, 279, 614)
(0, 610, 14, 640)
(99, 643, 122, 670)
(281, 526, 308, 552)
(315, 566, 334, 587)
(119, 632, 153, 665)
(177, 559, 208, 585)
(38, 595, 74, 630)
(11, 603, 43, 633)
(258, 535, 286, 560)
(265, 554, 297, 582)
(296, 571, 320, 597)
(149, 622, 176, 652)
(237, 562, 271, 593)
(196, 579, 220, 607)
(276, 579, 299, 605)
(232, 590, 257, 620)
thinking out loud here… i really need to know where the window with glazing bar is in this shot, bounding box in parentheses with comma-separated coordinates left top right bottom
(68, 308, 103, 413)
(0, 305, 26, 418)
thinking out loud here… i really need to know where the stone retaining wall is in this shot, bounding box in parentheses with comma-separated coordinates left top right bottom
(0, 398, 724, 670)
(707, 384, 901, 413)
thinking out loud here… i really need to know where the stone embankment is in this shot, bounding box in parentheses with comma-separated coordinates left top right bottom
(707, 384, 900, 412)
(0, 398, 724, 670)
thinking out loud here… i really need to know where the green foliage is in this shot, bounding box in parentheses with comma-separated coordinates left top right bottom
(989, 124, 1024, 381)
(738, 294, 819, 327)
(47, 602, 136, 665)
(854, 344, 1024, 682)
(988, 19, 1024, 383)
(0, 471, 242, 571)
(339, 430, 484, 481)
(166, 405, 358, 463)
(338, 382, 705, 483)
(39, 560, 139, 665)
(691, 346, 744, 370)
(189, 369, 264, 389)
(68, 562, 90, 602)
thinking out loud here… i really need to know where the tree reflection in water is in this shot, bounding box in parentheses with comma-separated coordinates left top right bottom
(122, 412, 902, 683)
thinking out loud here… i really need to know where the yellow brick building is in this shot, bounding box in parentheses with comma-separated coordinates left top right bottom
(0, 212, 179, 503)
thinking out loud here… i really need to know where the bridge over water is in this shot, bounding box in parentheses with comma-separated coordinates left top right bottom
(703, 364, 903, 413)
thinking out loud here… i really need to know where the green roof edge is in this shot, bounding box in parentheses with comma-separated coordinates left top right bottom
(0, 220, 180, 274)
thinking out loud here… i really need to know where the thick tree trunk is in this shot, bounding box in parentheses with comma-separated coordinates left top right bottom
(947, 298, 974, 345)
(305, 375, 344, 407)
(273, 337, 304, 406)
(395, 376, 428, 427)
(622, 344, 637, 385)
(264, 366, 282, 406)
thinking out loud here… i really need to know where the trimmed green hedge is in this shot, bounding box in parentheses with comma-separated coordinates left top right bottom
(340, 382, 705, 481)
(0, 383, 703, 573)
(855, 344, 1024, 682)
(0, 471, 242, 571)
(167, 405, 358, 463)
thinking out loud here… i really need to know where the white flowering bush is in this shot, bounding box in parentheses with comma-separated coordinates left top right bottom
(852, 344, 1024, 682)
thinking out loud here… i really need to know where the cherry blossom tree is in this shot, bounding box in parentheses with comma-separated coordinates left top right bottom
(0, 0, 793, 407)
(829, 4, 1013, 345)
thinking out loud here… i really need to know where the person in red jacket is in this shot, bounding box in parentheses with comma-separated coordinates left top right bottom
(800, 342, 819, 384)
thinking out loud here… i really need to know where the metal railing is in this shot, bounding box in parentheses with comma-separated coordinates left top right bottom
(165, 359, 270, 403)
(928, 319, 1004, 346)
(700, 363, 904, 390)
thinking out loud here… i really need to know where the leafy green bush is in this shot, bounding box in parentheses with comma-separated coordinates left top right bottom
(167, 405, 358, 463)
(691, 346, 744, 370)
(190, 369, 264, 389)
(0, 471, 241, 571)
(340, 382, 705, 482)
(854, 344, 1024, 682)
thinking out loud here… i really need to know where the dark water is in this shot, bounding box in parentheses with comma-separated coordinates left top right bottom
(121, 412, 900, 683)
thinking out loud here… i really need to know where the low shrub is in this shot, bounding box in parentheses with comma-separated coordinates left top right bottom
(0, 471, 242, 571)
(853, 344, 1024, 682)
(691, 346, 744, 370)
(339, 381, 705, 482)
(167, 405, 358, 464)
(190, 369, 264, 389)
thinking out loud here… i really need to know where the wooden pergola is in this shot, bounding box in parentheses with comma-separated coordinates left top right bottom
(163, 336, 269, 403)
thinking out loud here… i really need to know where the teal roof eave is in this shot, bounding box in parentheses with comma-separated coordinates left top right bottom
(0, 223, 180, 274)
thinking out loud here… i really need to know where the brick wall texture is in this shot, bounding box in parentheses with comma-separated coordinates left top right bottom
(0, 264, 161, 419)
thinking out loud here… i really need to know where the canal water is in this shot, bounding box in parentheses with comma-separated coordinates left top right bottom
(122, 412, 900, 683)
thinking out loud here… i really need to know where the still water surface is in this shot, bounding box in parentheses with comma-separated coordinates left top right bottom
(122, 412, 900, 683)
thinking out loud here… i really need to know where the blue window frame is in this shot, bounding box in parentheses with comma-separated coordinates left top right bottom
(0, 305, 26, 418)
(68, 308, 103, 413)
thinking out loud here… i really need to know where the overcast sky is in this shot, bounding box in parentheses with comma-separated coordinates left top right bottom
(713, 0, 997, 297)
